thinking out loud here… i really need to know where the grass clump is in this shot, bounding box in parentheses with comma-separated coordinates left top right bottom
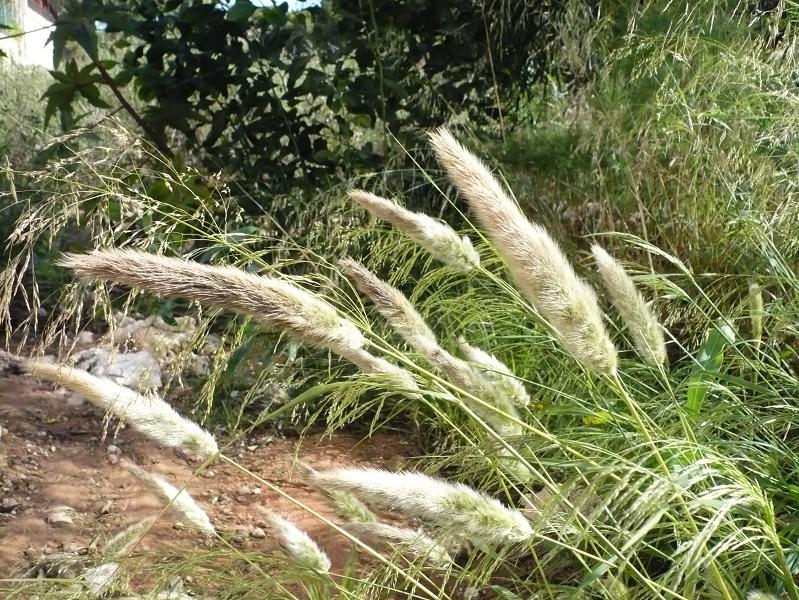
(4, 123, 799, 600)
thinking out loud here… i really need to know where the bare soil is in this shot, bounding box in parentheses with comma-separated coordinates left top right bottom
(0, 371, 415, 581)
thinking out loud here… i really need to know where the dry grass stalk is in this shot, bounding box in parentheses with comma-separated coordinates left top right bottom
(348, 190, 480, 271)
(591, 244, 667, 367)
(429, 128, 617, 373)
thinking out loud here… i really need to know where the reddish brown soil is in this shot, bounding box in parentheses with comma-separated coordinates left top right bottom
(0, 372, 415, 582)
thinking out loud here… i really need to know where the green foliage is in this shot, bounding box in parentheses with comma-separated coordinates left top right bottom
(41, 0, 568, 198)
(498, 0, 799, 282)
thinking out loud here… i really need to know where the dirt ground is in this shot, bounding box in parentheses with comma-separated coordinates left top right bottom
(0, 370, 416, 585)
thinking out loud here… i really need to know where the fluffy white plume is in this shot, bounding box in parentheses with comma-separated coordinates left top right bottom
(344, 521, 453, 568)
(58, 249, 366, 358)
(301, 466, 532, 546)
(591, 244, 667, 367)
(429, 128, 617, 373)
(18, 356, 217, 459)
(348, 189, 480, 271)
(121, 460, 214, 534)
(340, 257, 436, 344)
(58, 250, 416, 391)
(258, 508, 331, 572)
(457, 337, 531, 408)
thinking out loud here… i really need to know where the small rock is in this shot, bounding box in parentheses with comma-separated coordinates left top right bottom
(107, 454, 120, 465)
(107, 444, 121, 454)
(251, 487, 261, 495)
(201, 469, 215, 479)
(99, 499, 113, 515)
(46, 507, 75, 527)
(250, 527, 266, 539)
(1, 497, 20, 511)
(237, 485, 250, 496)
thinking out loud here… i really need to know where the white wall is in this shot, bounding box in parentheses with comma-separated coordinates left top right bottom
(0, 1, 53, 69)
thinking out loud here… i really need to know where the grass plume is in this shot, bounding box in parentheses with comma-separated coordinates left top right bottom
(429, 127, 617, 373)
(348, 189, 480, 271)
(301, 465, 532, 546)
(121, 459, 215, 534)
(591, 243, 667, 367)
(0, 350, 218, 458)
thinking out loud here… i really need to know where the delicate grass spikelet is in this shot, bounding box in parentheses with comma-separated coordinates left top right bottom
(344, 521, 453, 568)
(3, 352, 217, 459)
(591, 244, 667, 367)
(57, 249, 366, 358)
(257, 507, 331, 572)
(302, 466, 532, 546)
(348, 189, 480, 271)
(104, 516, 158, 559)
(429, 128, 617, 373)
(457, 337, 531, 408)
(746, 593, 779, 600)
(121, 459, 214, 534)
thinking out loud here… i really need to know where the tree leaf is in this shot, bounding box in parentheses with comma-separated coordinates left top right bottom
(226, 0, 256, 22)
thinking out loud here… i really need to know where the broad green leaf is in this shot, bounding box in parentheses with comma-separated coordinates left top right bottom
(686, 320, 735, 417)
(226, 0, 256, 22)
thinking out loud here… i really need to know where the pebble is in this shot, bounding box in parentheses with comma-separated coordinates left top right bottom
(46, 507, 75, 527)
(250, 527, 266, 539)
(107, 444, 121, 454)
(1, 497, 20, 511)
(107, 454, 120, 465)
(99, 499, 113, 515)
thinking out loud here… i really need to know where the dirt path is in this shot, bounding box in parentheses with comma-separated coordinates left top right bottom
(0, 371, 415, 581)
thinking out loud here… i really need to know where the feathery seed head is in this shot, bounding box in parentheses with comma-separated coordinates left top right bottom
(303, 466, 532, 546)
(339, 257, 436, 343)
(57, 249, 366, 357)
(258, 508, 331, 572)
(747, 593, 780, 600)
(121, 460, 214, 534)
(345, 521, 453, 568)
(23, 358, 218, 459)
(429, 128, 617, 373)
(348, 190, 480, 271)
(591, 244, 667, 367)
(457, 337, 531, 408)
